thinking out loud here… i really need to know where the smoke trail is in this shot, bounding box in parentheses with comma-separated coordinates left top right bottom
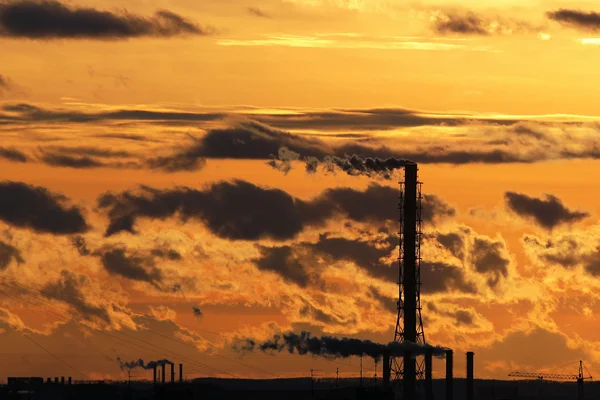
(117, 357, 174, 370)
(317, 155, 412, 179)
(192, 305, 203, 319)
(267, 147, 413, 179)
(233, 331, 447, 361)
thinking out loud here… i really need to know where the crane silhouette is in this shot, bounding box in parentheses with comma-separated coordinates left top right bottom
(508, 360, 592, 400)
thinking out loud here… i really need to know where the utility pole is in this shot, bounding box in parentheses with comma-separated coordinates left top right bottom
(336, 368, 339, 390)
(127, 369, 132, 400)
(360, 355, 363, 388)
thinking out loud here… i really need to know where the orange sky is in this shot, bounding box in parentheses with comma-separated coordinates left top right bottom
(2, 0, 600, 384)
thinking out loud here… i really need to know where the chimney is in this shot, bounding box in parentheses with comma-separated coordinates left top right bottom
(179, 364, 183, 383)
(161, 363, 166, 384)
(425, 348, 434, 400)
(446, 349, 453, 400)
(54, 377, 59, 384)
(46, 378, 51, 384)
(171, 363, 175, 384)
(467, 352, 474, 400)
(68, 377, 72, 385)
(61, 377, 65, 385)
(382, 352, 390, 390)
(402, 349, 415, 400)
(153, 365, 157, 386)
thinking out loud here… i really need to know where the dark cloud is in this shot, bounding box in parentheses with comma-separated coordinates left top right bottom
(0, 241, 23, 269)
(471, 237, 509, 288)
(253, 232, 475, 294)
(428, 303, 475, 326)
(0, 181, 88, 234)
(436, 232, 465, 259)
(96, 247, 163, 287)
(247, 7, 270, 18)
(547, 9, 600, 31)
(0, 0, 212, 39)
(41, 270, 110, 324)
(433, 12, 490, 35)
(505, 192, 589, 229)
(98, 180, 453, 240)
(432, 11, 535, 36)
(420, 261, 477, 294)
(98, 180, 321, 240)
(253, 245, 311, 287)
(0, 147, 28, 162)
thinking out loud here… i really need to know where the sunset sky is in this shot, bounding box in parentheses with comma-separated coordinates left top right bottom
(2, 0, 600, 383)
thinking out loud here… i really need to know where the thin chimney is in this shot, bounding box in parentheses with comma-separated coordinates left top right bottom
(446, 349, 453, 400)
(171, 363, 175, 384)
(382, 352, 390, 389)
(179, 364, 183, 383)
(467, 352, 474, 400)
(161, 364, 166, 384)
(153, 365, 157, 386)
(425, 348, 434, 400)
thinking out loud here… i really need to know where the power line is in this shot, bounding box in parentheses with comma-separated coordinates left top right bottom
(0, 279, 235, 378)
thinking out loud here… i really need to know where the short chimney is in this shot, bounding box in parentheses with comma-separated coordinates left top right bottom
(446, 349, 453, 400)
(179, 363, 183, 383)
(171, 363, 175, 384)
(402, 350, 415, 400)
(467, 352, 474, 400)
(46, 378, 51, 384)
(153, 365, 157, 386)
(54, 377, 59, 384)
(161, 363, 166, 384)
(68, 377, 72, 385)
(61, 377, 65, 385)
(425, 348, 434, 400)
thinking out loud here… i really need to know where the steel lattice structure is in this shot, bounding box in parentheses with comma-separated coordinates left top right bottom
(389, 163, 426, 398)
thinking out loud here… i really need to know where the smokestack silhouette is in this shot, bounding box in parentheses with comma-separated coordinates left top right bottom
(171, 363, 175, 383)
(68, 377, 71, 385)
(153, 365, 157, 386)
(403, 349, 415, 400)
(382, 352, 390, 389)
(54, 377, 58, 384)
(235, 330, 447, 360)
(179, 363, 183, 383)
(467, 352, 474, 400)
(446, 349, 453, 400)
(403, 161, 418, 400)
(161, 363, 166, 384)
(61, 377, 64, 385)
(46, 378, 51, 384)
(426, 348, 434, 400)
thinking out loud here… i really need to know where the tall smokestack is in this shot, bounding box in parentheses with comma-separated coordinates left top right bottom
(446, 349, 453, 400)
(403, 349, 415, 400)
(425, 348, 433, 400)
(171, 363, 175, 383)
(179, 363, 183, 383)
(467, 352, 474, 400)
(161, 364, 166, 384)
(403, 162, 418, 398)
(153, 365, 157, 386)
(383, 352, 390, 389)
